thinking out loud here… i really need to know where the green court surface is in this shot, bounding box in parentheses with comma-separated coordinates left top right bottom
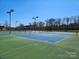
(0, 34, 79, 59)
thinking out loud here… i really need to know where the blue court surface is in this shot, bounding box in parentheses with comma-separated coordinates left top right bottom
(16, 32, 75, 44)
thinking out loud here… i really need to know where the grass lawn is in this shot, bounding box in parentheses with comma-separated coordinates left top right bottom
(0, 34, 79, 59)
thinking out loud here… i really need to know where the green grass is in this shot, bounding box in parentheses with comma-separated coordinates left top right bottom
(0, 34, 79, 59)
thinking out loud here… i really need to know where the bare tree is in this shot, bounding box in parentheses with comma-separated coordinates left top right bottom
(57, 18, 61, 29)
(66, 17, 69, 25)
(45, 18, 56, 30)
(38, 21, 45, 30)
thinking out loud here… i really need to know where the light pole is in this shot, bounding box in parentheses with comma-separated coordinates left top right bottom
(7, 9, 14, 34)
(15, 21, 18, 27)
(32, 16, 38, 30)
(32, 16, 38, 21)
